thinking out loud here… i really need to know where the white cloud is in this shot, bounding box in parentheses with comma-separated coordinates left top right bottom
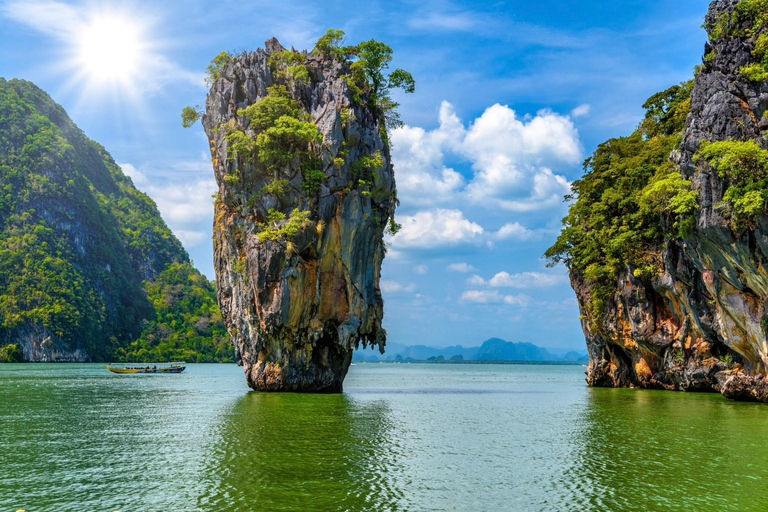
(461, 290, 531, 306)
(462, 104, 577, 211)
(463, 105, 581, 169)
(408, 11, 480, 32)
(495, 222, 539, 241)
(467, 275, 486, 286)
(381, 280, 417, 294)
(390, 209, 484, 249)
(390, 103, 466, 207)
(174, 229, 208, 247)
(571, 104, 591, 118)
(413, 265, 429, 275)
(2, 1, 79, 38)
(487, 271, 568, 289)
(391, 101, 579, 214)
(119, 163, 147, 185)
(447, 262, 476, 273)
(121, 161, 217, 249)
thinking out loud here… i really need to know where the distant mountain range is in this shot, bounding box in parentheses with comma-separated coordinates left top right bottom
(353, 338, 588, 363)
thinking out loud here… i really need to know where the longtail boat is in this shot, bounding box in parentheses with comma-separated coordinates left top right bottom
(105, 362, 186, 374)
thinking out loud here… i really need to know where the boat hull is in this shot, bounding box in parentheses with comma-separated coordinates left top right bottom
(105, 366, 186, 374)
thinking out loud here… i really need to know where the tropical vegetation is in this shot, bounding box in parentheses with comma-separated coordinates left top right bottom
(0, 78, 232, 362)
(545, 82, 697, 321)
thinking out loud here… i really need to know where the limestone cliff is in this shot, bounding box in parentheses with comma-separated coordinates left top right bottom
(558, 0, 768, 401)
(202, 39, 396, 392)
(0, 79, 225, 363)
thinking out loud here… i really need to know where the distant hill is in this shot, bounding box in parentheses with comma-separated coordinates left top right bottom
(353, 338, 588, 363)
(0, 79, 231, 363)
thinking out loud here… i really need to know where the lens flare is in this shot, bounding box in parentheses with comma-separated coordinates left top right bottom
(75, 14, 146, 86)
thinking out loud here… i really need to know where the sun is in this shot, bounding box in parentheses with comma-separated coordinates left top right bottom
(74, 13, 147, 87)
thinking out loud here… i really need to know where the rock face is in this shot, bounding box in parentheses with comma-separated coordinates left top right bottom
(202, 39, 395, 392)
(575, 0, 768, 402)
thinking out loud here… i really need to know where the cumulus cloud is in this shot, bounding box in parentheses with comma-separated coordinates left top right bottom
(120, 163, 147, 185)
(391, 101, 579, 213)
(390, 104, 466, 207)
(495, 222, 540, 241)
(381, 280, 417, 294)
(447, 262, 476, 273)
(120, 161, 217, 249)
(487, 271, 568, 289)
(571, 104, 591, 118)
(461, 290, 531, 306)
(466, 275, 487, 286)
(390, 209, 484, 249)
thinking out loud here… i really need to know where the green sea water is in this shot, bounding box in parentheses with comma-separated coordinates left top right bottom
(1, 363, 768, 511)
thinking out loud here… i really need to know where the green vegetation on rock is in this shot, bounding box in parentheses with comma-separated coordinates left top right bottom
(0, 78, 231, 362)
(0, 343, 21, 362)
(314, 29, 415, 131)
(546, 82, 696, 325)
(694, 139, 768, 227)
(115, 262, 231, 363)
(705, 0, 768, 81)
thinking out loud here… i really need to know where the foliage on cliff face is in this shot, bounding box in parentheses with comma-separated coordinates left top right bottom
(545, 82, 696, 320)
(706, 0, 768, 81)
(195, 32, 412, 248)
(115, 262, 231, 363)
(0, 79, 230, 362)
(695, 140, 768, 228)
(313, 29, 415, 131)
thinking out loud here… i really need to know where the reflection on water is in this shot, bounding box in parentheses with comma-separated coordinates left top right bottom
(566, 387, 768, 512)
(198, 393, 402, 511)
(4, 363, 768, 511)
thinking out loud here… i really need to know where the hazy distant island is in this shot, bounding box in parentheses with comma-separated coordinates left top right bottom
(354, 337, 588, 364)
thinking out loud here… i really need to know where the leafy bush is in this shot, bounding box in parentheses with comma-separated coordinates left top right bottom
(206, 51, 233, 85)
(720, 353, 735, 367)
(261, 179, 290, 196)
(0, 344, 22, 363)
(694, 140, 768, 226)
(257, 208, 312, 243)
(313, 29, 415, 130)
(181, 105, 203, 128)
(301, 168, 327, 195)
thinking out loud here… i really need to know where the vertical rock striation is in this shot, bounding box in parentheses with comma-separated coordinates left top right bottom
(203, 39, 395, 392)
(569, 0, 768, 401)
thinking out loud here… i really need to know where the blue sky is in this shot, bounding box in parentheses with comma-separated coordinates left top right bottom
(0, 0, 710, 351)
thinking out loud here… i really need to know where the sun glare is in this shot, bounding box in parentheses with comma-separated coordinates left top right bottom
(75, 14, 146, 86)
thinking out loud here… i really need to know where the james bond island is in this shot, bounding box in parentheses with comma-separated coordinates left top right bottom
(548, 0, 768, 402)
(195, 32, 412, 391)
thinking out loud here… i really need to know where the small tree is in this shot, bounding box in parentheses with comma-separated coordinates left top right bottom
(313, 29, 415, 130)
(181, 105, 203, 128)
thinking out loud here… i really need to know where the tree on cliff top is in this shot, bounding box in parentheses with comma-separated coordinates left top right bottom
(314, 29, 415, 130)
